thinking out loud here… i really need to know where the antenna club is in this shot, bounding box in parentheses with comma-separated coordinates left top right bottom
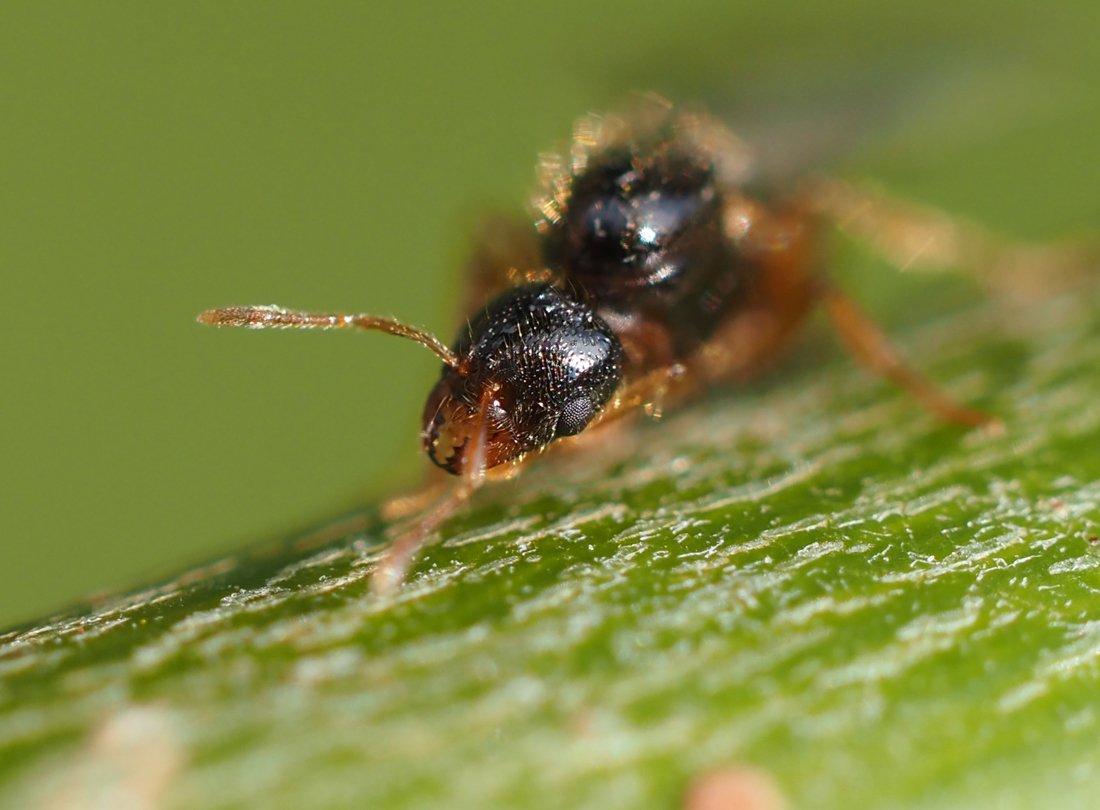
(197, 306, 280, 327)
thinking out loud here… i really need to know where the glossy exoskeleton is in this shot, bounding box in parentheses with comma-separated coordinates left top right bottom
(421, 284, 623, 475)
(200, 96, 1003, 589)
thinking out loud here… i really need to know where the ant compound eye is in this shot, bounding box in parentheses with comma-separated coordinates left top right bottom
(556, 396, 597, 437)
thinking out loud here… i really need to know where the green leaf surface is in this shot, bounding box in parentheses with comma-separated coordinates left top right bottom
(2, 275, 1099, 809)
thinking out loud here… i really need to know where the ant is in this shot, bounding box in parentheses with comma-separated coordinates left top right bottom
(201, 96, 1050, 592)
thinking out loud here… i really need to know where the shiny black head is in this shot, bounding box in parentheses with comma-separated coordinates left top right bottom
(542, 142, 729, 303)
(422, 285, 623, 476)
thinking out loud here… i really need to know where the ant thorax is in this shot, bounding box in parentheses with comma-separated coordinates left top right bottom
(535, 103, 764, 367)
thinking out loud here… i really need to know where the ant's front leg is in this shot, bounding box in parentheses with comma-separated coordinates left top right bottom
(371, 388, 502, 593)
(371, 480, 478, 594)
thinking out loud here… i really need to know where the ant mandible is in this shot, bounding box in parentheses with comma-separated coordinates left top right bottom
(201, 96, 1016, 592)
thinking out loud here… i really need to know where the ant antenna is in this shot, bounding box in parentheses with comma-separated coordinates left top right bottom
(197, 305, 459, 368)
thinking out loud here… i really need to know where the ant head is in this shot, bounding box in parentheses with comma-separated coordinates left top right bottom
(422, 284, 623, 477)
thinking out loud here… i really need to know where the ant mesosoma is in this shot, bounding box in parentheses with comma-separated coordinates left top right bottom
(201, 96, 1020, 591)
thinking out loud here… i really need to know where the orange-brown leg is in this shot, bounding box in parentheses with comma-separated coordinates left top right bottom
(795, 177, 1025, 427)
(801, 175, 1097, 298)
(820, 286, 998, 428)
(379, 475, 452, 522)
(370, 389, 496, 593)
(585, 363, 691, 431)
(370, 481, 477, 593)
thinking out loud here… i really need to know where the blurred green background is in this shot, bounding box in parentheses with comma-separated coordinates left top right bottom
(2, 1, 1097, 628)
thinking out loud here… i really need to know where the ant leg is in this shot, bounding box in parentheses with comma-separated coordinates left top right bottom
(803, 175, 998, 272)
(370, 390, 493, 593)
(635, 364, 686, 421)
(370, 482, 476, 594)
(820, 286, 999, 429)
(588, 364, 690, 430)
(803, 176, 1097, 296)
(379, 474, 451, 522)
